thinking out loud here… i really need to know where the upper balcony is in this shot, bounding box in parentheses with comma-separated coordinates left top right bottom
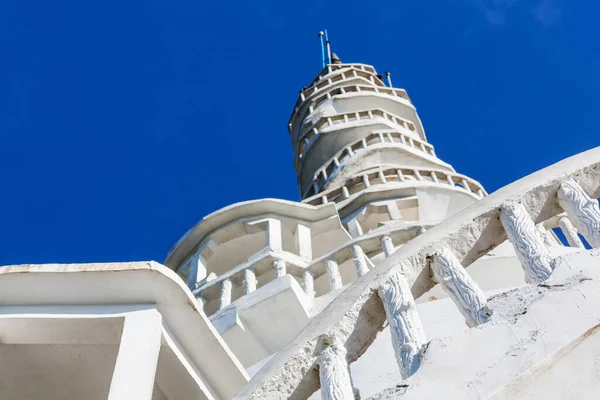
(164, 199, 352, 316)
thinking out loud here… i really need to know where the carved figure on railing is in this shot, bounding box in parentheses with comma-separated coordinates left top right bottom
(432, 246, 490, 327)
(378, 269, 427, 379)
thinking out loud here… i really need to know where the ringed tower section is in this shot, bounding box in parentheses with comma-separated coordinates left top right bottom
(289, 54, 487, 235)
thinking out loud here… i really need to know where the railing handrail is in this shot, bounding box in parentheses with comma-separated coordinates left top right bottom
(302, 130, 452, 198)
(234, 146, 600, 400)
(289, 81, 412, 134)
(295, 108, 421, 171)
(303, 166, 487, 206)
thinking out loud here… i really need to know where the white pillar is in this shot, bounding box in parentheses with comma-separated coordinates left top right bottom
(381, 235, 394, 258)
(266, 218, 283, 251)
(274, 260, 287, 278)
(558, 216, 585, 248)
(243, 268, 257, 295)
(318, 340, 355, 400)
(500, 201, 553, 284)
(186, 252, 208, 290)
(296, 223, 313, 260)
(220, 279, 232, 310)
(304, 269, 315, 298)
(108, 309, 162, 400)
(351, 244, 369, 277)
(558, 179, 600, 247)
(378, 271, 427, 380)
(326, 258, 343, 290)
(432, 247, 490, 327)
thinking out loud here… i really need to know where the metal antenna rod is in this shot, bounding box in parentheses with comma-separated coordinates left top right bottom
(385, 71, 393, 87)
(318, 31, 326, 68)
(324, 29, 332, 64)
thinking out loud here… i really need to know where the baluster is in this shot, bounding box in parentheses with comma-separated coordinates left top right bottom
(378, 270, 427, 380)
(557, 179, 600, 248)
(500, 201, 553, 284)
(362, 174, 371, 188)
(558, 216, 585, 248)
(304, 270, 315, 298)
(342, 186, 350, 199)
(326, 258, 343, 290)
(381, 235, 394, 258)
(220, 279, 232, 310)
(351, 245, 369, 277)
(318, 339, 354, 400)
(274, 260, 287, 278)
(432, 247, 490, 327)
(243, 268, 257, 295)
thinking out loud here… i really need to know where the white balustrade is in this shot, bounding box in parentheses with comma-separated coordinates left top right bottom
(432, 246, 490, 327)
(378, 271, 427, 380)
(500, 201, 553, 284)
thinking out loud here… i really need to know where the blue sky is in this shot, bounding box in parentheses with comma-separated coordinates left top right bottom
(0, 0, 596, 265)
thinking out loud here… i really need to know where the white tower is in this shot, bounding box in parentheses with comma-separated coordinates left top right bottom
(164, 56, 499, 372)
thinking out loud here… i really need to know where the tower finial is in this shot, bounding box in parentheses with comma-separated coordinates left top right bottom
(318, 32, 326, 68)
(325, 29, 332, 64)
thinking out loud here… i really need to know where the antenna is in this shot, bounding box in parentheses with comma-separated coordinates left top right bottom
(385, 71, 393, 87)
(324, 29, 332, 64)
(318, 32, 326, 68)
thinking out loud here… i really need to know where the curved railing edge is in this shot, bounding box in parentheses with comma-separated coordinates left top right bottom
(234, 145, 600, 400)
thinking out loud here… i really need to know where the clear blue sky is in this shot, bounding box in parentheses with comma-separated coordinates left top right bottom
(0, 0, 596, 265)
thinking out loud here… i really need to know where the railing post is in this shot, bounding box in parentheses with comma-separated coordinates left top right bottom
(381, 235, 394, 258)
(432, 246, 490, 327)
(558, 216, 585, 248)
(351, 244, 369, 277)
(318, 339, 355, 400)
(220, 279, 232, 310)
(186, 251, 208, 290)
(108, 310, 162, 400)
(296, 223, 313, 260)
(304, 269, 315, 298)
(557, 179, 600, 248)
(500, 201, 553, 284)
(274, 260, 287, 278)
(243, 268, 257, 295)
(326, 258, 343, 290)
(378, 271, 427, 380)
(266, 218, 283, 252)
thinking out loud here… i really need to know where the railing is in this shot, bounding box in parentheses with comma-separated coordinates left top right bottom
(303, 165, 487, 205)
(299, 66, 384, 101)
(302, 130, 447, 198)
(289, 83, 412, 133)
(296, 108, 420, 167)
(194, 222, 433, 315)
(234, 146, 600, 400)
(308, 64, 377, 88)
